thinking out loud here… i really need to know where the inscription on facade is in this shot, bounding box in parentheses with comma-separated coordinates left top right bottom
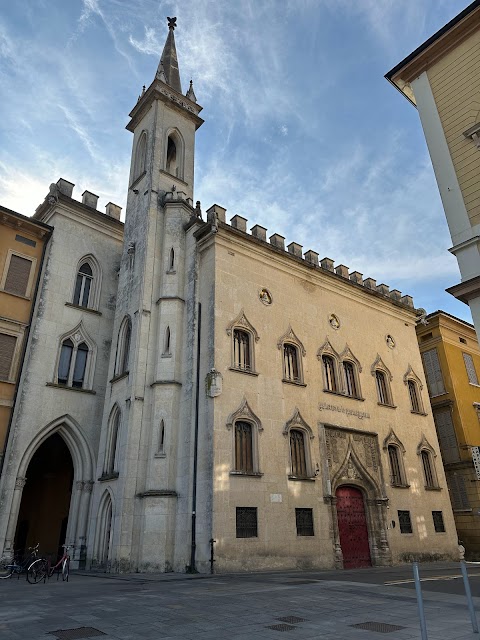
(319, 402, 370, 420)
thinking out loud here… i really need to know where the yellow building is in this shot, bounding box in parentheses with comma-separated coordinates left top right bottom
(0, 205, 52, 472)
(386, 2, 480, 340)
(417, 310, 480, 556)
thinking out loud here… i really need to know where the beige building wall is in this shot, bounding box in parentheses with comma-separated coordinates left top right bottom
(202, 222, 458, 571)
(0, 207, 52, 467)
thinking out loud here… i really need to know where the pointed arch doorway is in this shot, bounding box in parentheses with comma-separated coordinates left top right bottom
(336, 486, 371, 569)
(15, 433, 74, 557)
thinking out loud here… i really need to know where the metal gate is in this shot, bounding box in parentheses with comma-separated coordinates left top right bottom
(336, 486, 371, 569)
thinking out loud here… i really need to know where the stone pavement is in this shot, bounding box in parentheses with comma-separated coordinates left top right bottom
(1, 564, 479, 639)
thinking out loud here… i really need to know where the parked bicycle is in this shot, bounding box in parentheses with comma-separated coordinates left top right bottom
(0, 543, 47, 583)
(30, 544, 71, 582)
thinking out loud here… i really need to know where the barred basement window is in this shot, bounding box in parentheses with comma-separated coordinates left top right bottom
(236, 507, 257, 538)
(295, 508, 314, 536)
(432, 511, 445, 533)
(398, 510, 412, 533)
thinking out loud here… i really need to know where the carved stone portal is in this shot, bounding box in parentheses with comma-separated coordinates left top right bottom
(323, 425, 391, 568)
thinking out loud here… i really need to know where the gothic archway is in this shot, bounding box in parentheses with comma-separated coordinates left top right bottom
(15, 433, 73, 558)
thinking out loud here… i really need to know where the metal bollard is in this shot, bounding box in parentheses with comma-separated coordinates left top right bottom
(460, 560, 479, 633)
(413, 562, 428, 640)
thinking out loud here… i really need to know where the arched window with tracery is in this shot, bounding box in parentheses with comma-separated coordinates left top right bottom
(235, 421, 253, 473)
(371, 355, 394, 406)
(56, 323, 95, 389)
(72, 256, 101, 310)
(323, 355, 338, 392)
(227, 398, 262, 476)
(417, 435, 439, 490)
(227, 311, 258, 374)
(290, 429, 307, 478)
(284, 408, 314, 480)
(404, 366, 425, 414)
(383, 428, 408, 487)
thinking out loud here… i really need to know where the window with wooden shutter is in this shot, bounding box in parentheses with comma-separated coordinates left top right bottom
(447, 474, 470, 511)
(434, 408, 459, 464)
(4, 254, 32, 297)
(422, 348, 445, 397)
(0, 333, 17, 380)
(463, 353, 479, 385)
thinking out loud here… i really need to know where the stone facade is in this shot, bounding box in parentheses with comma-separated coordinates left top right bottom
(0, 19, 459, 572)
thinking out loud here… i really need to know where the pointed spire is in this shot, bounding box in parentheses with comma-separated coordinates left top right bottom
(186, 79, 197, 103)
(156, 16, 182, 93)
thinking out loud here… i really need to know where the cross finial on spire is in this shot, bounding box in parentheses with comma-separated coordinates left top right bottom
(167, 16, 177, 30)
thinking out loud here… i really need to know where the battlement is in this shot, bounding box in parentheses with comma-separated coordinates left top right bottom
(206, 204, 415, 310)
(36, 178, 122, 221)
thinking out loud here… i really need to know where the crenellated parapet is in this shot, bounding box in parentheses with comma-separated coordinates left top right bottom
(35, 177, 122, 221)
(204, 204, 416, 310)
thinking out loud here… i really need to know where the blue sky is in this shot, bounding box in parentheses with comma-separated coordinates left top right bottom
(0, 0, 473, 323)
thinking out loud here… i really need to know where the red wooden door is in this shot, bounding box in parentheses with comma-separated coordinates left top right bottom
(336, 486, 371, 569)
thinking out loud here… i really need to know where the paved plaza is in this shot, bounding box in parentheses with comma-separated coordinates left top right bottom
(1, 563, 480, 639)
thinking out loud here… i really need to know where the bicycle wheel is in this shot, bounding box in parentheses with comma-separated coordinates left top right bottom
(0, 556, 14, 579)
(62, 557, 69, 582)
(27, 558, 47, 584)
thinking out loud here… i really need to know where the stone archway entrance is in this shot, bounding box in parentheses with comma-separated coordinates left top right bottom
(336, 486, 371, 569)
(15, 433, 73, 557)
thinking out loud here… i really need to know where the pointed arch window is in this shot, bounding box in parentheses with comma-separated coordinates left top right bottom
(164, 129, 185, 180)
(102, 406, 121, 478)
(71, 256, 101, 310)
(371, 355, 394, 407)
(133, 130, 147, 181)
(343, 361, 357, 396)
(114, 316, 132, 377)
(417, 436, 440, 490)
(55, 324, 95, 389)
(383, 429, 408, 487)
(158, 419, 165, 455)
(404, 365, 426, 414)
(322, 355, 338, 392)
(227, 311, 259, 374)
(278, 326, 305, 385)
(227, 398, 262, 476)
(284, 409, 314, 480)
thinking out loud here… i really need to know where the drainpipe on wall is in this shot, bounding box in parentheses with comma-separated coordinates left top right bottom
(188, 302, 201, 573)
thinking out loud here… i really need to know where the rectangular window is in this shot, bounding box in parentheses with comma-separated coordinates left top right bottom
(0, 333, 17, 380)
(463, 353, 479, 385)
(434, 408, 459, 464)
(236, 507, 257, 538)
(421, 348, 445, 397)
(3, 254, 33, 297)
(432, 511, 445, 533)
(398, 510, 412, 534)
(295, 508, 314, 536)
(15, 234, 36, 248)
(447, 475, 470, 511)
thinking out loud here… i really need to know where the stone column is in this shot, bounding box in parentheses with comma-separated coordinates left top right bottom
(4, 477, 27, 552)
(68, 481, 84, 561)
